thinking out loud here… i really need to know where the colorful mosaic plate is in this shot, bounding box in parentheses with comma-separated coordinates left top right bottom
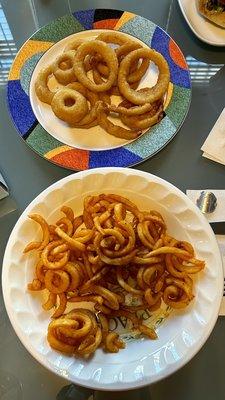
(7, 9, 191, 171)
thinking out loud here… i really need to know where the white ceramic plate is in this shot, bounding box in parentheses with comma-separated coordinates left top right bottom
(30, 29, 158, 151)
(2, 168, 223, 390)
(178, 0, 225, 46)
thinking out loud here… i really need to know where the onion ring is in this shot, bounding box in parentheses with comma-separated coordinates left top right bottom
(67, 82, 99, 127)
(51, 88, 88, 124)
(120, 97, 164, 130)
(116, 42, 150, 83)
(52, 51, 76, 84)
(95, 42, 141, 78)
(73, 40, 118, 92)
(92, 67, 141, 94)
(108, 101, 153, 116)
(96, 31, 132, 46)
(118, 48, 170, 105)
(35, 66, 56, 104)
(96, 101, 141, 140)
(64, 38, 85, 52)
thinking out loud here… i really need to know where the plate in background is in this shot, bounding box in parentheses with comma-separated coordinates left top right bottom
(178, 0, 225, 46)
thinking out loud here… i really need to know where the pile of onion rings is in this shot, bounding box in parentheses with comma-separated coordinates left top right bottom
(35, 31, 169, 140)
(24, 194, 205, 358)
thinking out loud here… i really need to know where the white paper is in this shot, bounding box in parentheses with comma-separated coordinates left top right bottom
(186, 190, 225, 222)
(201, 107, 225, 164)
(202, 152, 225, 166)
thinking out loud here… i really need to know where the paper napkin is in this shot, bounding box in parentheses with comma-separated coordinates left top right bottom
(201, 107, 225, 165)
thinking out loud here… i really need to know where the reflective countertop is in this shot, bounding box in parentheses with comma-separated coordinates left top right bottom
(0, 0, 225, 399)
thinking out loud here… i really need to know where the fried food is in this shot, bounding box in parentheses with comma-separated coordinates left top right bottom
(51, 88, 88, 124)
(120, 98, 164, 130)
(23, 214, 50, 252)
(35, 32, 170, 140)
(64, 38, 85, 52)
(93, 41, 144, 83)
(118, 48, 170, 105)
(67, 82, 99, 127)
(35, 66, 56, 105)
(96, 31, 132, 46)
(96, 101, 141, 140)
(116, 42, 150, 83)
(108, 101, 152, 116)
(198, 0, 225, 28)
(52, 51, 77, 84)
(73, 40, 118, 92)
(24, 195, 205, 359)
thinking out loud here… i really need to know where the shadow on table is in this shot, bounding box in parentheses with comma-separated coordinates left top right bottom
(56, 383, 152, 400)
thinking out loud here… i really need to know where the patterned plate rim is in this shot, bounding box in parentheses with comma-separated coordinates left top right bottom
(7, 9, 192, 171)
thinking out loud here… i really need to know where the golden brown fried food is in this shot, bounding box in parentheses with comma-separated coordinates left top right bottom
(35, 34, 171, 140)
(25, 194, 205, 359)
(35, 66, 55, 104)
(73, 40, 118, 92)
(118, 48, 170, 105)
(51, 88, 88, 124)
(96, 101, 141, 140)
(52, 51, 76, 84)
(120, 98, 164, 130)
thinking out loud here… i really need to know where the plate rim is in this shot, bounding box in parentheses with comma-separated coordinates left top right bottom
(7, 8, 192, 171)
(178, 0, 225, 47)
(2, 167, 223, 390)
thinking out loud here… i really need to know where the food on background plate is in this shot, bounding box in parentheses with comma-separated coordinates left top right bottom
(198, 0, 225, 28)
(24, 194, 205, 359)
(35, 31, 169, 140)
